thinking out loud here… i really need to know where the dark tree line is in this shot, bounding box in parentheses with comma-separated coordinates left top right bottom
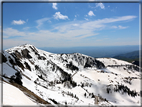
(62, 91, 79, 100)
(106, 84, 138, 97)
(107, 64, 140, 72)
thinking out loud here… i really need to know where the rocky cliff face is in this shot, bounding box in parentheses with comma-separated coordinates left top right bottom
(1, 44, 141, 106)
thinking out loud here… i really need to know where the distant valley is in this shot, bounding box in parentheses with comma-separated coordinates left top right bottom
(39, 45, 139, 58)
(113, 50, 141, 66)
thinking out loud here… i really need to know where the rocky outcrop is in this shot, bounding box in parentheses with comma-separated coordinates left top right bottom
(21, 49, 32, 59)
(1, 53, 7, 63)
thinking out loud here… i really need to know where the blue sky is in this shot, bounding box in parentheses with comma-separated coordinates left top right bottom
(2, 2, 140, 49)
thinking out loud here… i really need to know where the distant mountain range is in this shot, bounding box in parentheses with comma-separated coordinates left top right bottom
(113, 50, 139, 63)
(39, 45, 139, 58)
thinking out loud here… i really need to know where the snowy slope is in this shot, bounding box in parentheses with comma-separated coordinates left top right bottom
(2, 81, 37, 106)
(1, 44, 141, 106)
(97, 57, 132, 66)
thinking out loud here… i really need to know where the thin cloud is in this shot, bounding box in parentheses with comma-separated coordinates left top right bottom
(96, 3, 105, 9)
(4, 15, 137, 48)
(53, 12, 68, 20)
(4, 39, 30, 50)
(88, 4, 96, 9)
(118, 25, 128, 29)
(23, 27, 30, 30)
(111, 25, 128, 29)
(74, 14, 79, 20)
(97, 15, 136, 24)
(84, 18, 89, 21)
(111, 26, 118, 29)
(72, 24, 79, 26)
(12, 20, 25, 25)
(3, 28, 26, 37)
(88, 11, 95, 16)
(52, 3, 57, 10)
(36, 18, 50, 29)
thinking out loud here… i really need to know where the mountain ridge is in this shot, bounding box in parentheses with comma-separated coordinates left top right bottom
(113, 50, 139, 61)
(1, 44, 141, 106)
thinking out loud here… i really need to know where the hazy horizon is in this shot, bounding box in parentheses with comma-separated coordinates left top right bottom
(38, 45, 139, 58)
(2, 44, 139, 61)
(3, 44, 140, 50)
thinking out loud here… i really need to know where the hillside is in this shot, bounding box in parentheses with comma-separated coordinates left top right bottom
(2, 81, 37, 106)
(1, 44, 141, 106)
(113, 50, 139, 62)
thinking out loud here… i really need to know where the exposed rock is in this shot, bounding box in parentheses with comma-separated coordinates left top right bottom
(1, 53, 7, 63)
(132, 60, 139, 66)
(9, 56, 15, 65)
(38, 55, 46, 60)
(84, 57, 95, 68)
(66, 62, 79, 71)
(15, 50, 22, 59)
(24, 62, 31, 71)
(95, 59, 105, 69)
(29, 46, 38, 55)
(21, 49, 32, 59)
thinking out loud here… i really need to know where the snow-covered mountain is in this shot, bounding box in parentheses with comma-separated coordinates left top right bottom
(1, 44, 141, 106)
(2, 81, 37, 106)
